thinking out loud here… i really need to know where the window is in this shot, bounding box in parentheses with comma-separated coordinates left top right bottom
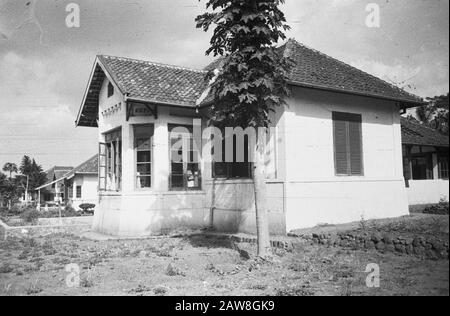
(411, 154, 433, 180)
(169, 125, 201, 191)
(76, 186, 82, 199)
(107, 82, 114, 98)
(213, 133, 252, 179)
(99, 128, 122, 191)
(439, 154, 449, 180)
(134, 125, 154, 189)
(333, 112, 364, 176)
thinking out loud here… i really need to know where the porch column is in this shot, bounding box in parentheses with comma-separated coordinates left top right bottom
(122, 123, 134, 194)
(153, 121, 169, 192)
(432, 153, 439, 180)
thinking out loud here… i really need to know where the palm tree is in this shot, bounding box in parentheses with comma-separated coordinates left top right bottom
(2, 163, 18, 179)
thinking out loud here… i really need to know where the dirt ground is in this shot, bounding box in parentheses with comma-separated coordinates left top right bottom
(0, 215, 448, 296)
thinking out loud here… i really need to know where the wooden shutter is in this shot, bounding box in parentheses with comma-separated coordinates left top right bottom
(333, 117, 349, 175)
(333, 112, 363, 176)
(98, 143, 107, 191)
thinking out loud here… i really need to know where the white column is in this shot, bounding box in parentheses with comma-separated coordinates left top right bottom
(153, 121, 169, 192)
(122, 123, 135, 194)
(432, 153, 439, 180)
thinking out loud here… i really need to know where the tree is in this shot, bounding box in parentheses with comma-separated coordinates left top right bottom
(416, 93, 449, 135)
(18, 156, 47, 201)
(2, 163, 18, 179)
(196, 0, 292, 257)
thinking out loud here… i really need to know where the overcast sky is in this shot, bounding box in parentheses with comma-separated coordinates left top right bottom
(0, 0, 448, 171)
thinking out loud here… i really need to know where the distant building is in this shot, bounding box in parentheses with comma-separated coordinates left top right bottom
(40, 166, 73, 204)
(35, 155, 98, 211)
(401, 118, 449, 206)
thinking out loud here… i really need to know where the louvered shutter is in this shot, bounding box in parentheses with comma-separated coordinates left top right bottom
(333, 117, 349, 175)
(349, 117, 363, 175)
(333, 112, 363, 176)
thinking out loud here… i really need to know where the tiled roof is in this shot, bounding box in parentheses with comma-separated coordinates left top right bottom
(280, 40, 423, 105)
(77, 40, 424, 127)
(204, 39, 424, 106)
(98, 55, 207, 107)
(65, 154, 98, 178)
(401, 117, 449, 148)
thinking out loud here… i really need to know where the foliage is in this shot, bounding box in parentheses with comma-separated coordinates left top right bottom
(20, 207, 40, 224)
(196, 0, 292, 128)
(18, 156, 47, 193)
(2, 163, 18, 179)
(423, 200, 449, 216)
(79, 203, 96, 214)
(416, 93, 449, 135)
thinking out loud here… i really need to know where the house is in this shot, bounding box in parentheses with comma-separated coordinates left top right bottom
(64, 154, 99, 211)
(75, 39, 425, 237)
(35, 156, 98, 211)
(401, 118, 449, 207)
(38, 166, 73, 204)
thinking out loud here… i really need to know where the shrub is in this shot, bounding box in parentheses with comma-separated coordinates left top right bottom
(20, 208, 40, 224)
(423, 200, 449, 215)
(79, 203, 95, 214)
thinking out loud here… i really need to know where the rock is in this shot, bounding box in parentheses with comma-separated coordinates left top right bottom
(375, 241, 385, 251)
(386, 244, 396, 253)
(383, 234, 394, 245)
(371, 233, 383, 243)
(395, 244, 406, 254)
(414, 246, 426, 257)
(365, 239, 376, 250)
(406, 245, 414, 255)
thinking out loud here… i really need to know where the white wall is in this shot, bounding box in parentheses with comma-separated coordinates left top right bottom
(71, 174, 98, 211)
(407, 180, 449, 205)
(283, 87, 409, 230)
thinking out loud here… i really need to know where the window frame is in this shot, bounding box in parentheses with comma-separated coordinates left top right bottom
(168, 124, 202, 191)
(134, 124, 154, 191)
(76, 185, 82, 199)
(212, 133, 252, 180)
(107, 82, 114, 98)
(99, 128, 122, 192)
(438, 153, 449, 180)
(332, 111, 364, 177)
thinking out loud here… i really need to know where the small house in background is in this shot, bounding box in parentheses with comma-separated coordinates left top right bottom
(35, 156, 98, 211)
(64, 154, 99, 211)
(39, 166, 73, 204)
(75, 39, 426, 237)
(401, 118, 449, 207)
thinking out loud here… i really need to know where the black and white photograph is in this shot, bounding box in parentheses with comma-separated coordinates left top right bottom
(0, 0, 448, 300)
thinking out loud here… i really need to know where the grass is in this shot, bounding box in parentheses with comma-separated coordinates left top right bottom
(0, 215, 448, 296)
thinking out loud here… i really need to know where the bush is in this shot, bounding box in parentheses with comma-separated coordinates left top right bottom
(79, 204, 95, 214)
(20, 208, 40, 224)
(423, 200, 449, 215)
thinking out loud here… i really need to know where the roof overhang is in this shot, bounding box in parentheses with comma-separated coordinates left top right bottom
(75, 56, 127, 128)
(196, 80, 426, 110)
(287, 80, 426, 109)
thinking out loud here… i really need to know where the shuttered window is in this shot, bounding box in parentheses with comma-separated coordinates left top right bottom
(333, 112, 364, 176)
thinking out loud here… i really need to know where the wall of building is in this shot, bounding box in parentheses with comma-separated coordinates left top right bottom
(407, 180, 449, 205)
(93, 74, 286, 236)
(283, 87, 409, 231)
(71, 174, 98, 211)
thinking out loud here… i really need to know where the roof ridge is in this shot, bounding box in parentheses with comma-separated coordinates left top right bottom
(286, 39, 423, 102)
(402, 117, 449, 135)
(99, 55, 207, 74)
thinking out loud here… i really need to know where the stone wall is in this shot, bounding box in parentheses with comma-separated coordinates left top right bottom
(289, 231, 449, 260)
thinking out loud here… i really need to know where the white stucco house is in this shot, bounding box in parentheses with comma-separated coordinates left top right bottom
(36, 155, 98, 211)
(75, 39, 426, 237)
(401, 118, 449, 207)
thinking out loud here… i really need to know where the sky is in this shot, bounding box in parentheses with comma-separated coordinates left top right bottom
(0, 0, 448, 171)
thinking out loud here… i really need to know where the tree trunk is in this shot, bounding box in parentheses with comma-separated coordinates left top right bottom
(253, 128, 271, 257)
